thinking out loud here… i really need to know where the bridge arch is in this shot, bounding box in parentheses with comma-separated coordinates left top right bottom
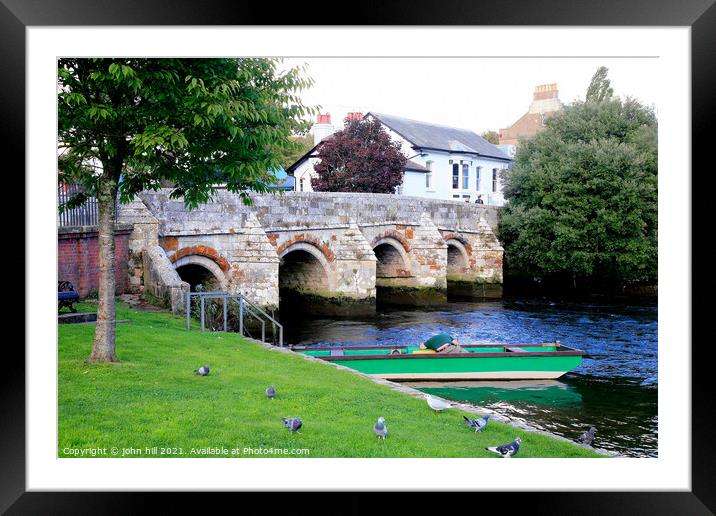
(372, 237, 412, 278)
(444, 238, 470, 275)
(278, 241, 334, 294)
(173, 254, 228, 291)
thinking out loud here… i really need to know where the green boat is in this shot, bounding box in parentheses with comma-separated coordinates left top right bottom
(291, 342, 586, 381)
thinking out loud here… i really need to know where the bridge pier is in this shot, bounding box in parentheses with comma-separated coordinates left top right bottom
(441, 218, 504, 299)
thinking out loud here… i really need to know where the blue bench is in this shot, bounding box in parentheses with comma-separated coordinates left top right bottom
(58, 281, 80, 313)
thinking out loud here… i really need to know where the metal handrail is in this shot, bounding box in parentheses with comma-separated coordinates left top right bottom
(185, 291, 283, 347)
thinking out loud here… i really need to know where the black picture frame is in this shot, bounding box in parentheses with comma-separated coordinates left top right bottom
(6, 0, 714, 512)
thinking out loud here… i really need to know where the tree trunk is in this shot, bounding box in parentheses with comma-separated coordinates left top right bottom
(87, 178, 119, 363)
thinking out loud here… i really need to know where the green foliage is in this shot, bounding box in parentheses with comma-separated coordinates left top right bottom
(58, 58, 317, 209)
(58, 302, 602, 458)
(481, 130, 500, 144)
(585, 66, 614, 104)
(277, 133, 315, 170)
(498, 94, 657, 290)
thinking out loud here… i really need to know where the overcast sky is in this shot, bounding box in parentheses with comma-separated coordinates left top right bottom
(282, 57, 659, 135)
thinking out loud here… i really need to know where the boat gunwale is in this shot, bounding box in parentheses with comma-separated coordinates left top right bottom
(290, 342, 567, 351)
(292, 343, 586, 362)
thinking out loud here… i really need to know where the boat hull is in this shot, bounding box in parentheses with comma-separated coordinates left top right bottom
(295, 343, 584, 381)
(370, 371, 572, 381)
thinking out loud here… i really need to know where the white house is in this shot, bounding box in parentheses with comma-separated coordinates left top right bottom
(287, 112, 512, 206)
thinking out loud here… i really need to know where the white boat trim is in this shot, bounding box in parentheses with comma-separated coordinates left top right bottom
(370, 371, 566, 380)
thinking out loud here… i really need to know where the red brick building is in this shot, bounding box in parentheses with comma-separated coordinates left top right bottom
(499, 83, 563, 145)
(58, 225, 132, 297)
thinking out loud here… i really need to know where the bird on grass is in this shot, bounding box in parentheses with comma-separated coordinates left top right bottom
(463, 415, 491, 433)
(426, 394, 453, 412)
(486, 437, 521, 458)
(194, 365, 210, 376)
(282, 417, 302, 433)
(373, 417, 388, 440)
(265, 385, 276, 400)
(578, 427, 597, 446)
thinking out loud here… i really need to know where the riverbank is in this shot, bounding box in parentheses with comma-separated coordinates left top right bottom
(58, 301, 603, 458)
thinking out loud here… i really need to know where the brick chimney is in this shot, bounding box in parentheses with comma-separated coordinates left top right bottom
(533, 83, 559, 101)
(528, 83, 563, 115)
(345, 112, 363, 122)
(311, 113, 335, 145)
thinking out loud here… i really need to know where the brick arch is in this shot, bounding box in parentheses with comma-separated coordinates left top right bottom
(278, 241, 336, 292)
(370, 231, 411, 253)
(169, 245, 230, 272)
(372, 236, 412, 277)
(441, 233, 473, 255)
(173, 254, 228, 290)
(275, 234, 335, 262)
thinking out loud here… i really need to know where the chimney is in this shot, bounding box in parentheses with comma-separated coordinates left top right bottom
(528, 83, 563, 115)
(311, 113, 335, 145)
(345, 112, 363, 122)
(532, 83, 559, 101)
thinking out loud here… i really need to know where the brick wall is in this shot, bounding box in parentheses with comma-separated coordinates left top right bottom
(58, 225, 132, 297)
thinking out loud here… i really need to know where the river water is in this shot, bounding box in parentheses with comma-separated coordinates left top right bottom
(281, 297, 658, 457)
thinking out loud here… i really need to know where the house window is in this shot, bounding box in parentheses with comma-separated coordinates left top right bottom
(452, 163, 459, 189)
(299, 177, 304, 192)
(462, 164, 469, 189)
(476, 166, 481, 191)
(492, 169, 498, 192)
(425, 161, 433, 189)
(462, 194, 471, 202)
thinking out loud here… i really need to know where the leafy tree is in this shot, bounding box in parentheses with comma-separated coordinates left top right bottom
(58, 58, 315, 362)
(311, 117, 406, 193)
(481, 130, 500, 145)
(585, 66, 614, 103)
(278, 133, 315, 169)
(498, 94, 657, 292)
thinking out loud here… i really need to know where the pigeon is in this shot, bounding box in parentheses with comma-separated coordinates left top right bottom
(463, 415, 491, 432)
(265, 385, 276, 400)
(282, 417, 302, 433)
(426, 394, 453, 412)
(486, 437, 521, 458)
(578, 427, 597, 446)
(194, 365, 210, 376)
(373, 417, 388, 440)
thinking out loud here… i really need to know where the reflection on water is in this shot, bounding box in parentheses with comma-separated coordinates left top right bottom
(411, 375, 657, 457)
(281, 297, 658, 457)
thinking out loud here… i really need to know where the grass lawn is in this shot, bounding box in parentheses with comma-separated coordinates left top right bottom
(58, 301, 603, 458)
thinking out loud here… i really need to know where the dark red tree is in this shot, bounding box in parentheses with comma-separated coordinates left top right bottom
(311, 117, 406, 193)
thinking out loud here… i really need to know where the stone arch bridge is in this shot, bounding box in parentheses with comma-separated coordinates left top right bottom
(118, 190, 503, 314)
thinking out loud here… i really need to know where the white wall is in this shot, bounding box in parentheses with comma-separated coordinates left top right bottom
(293, 157, 319, 192)
(400, 150, 509, 206)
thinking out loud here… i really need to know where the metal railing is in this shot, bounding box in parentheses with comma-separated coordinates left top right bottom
(186, 291, 283, 347)
(57, 182, 121, 227)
